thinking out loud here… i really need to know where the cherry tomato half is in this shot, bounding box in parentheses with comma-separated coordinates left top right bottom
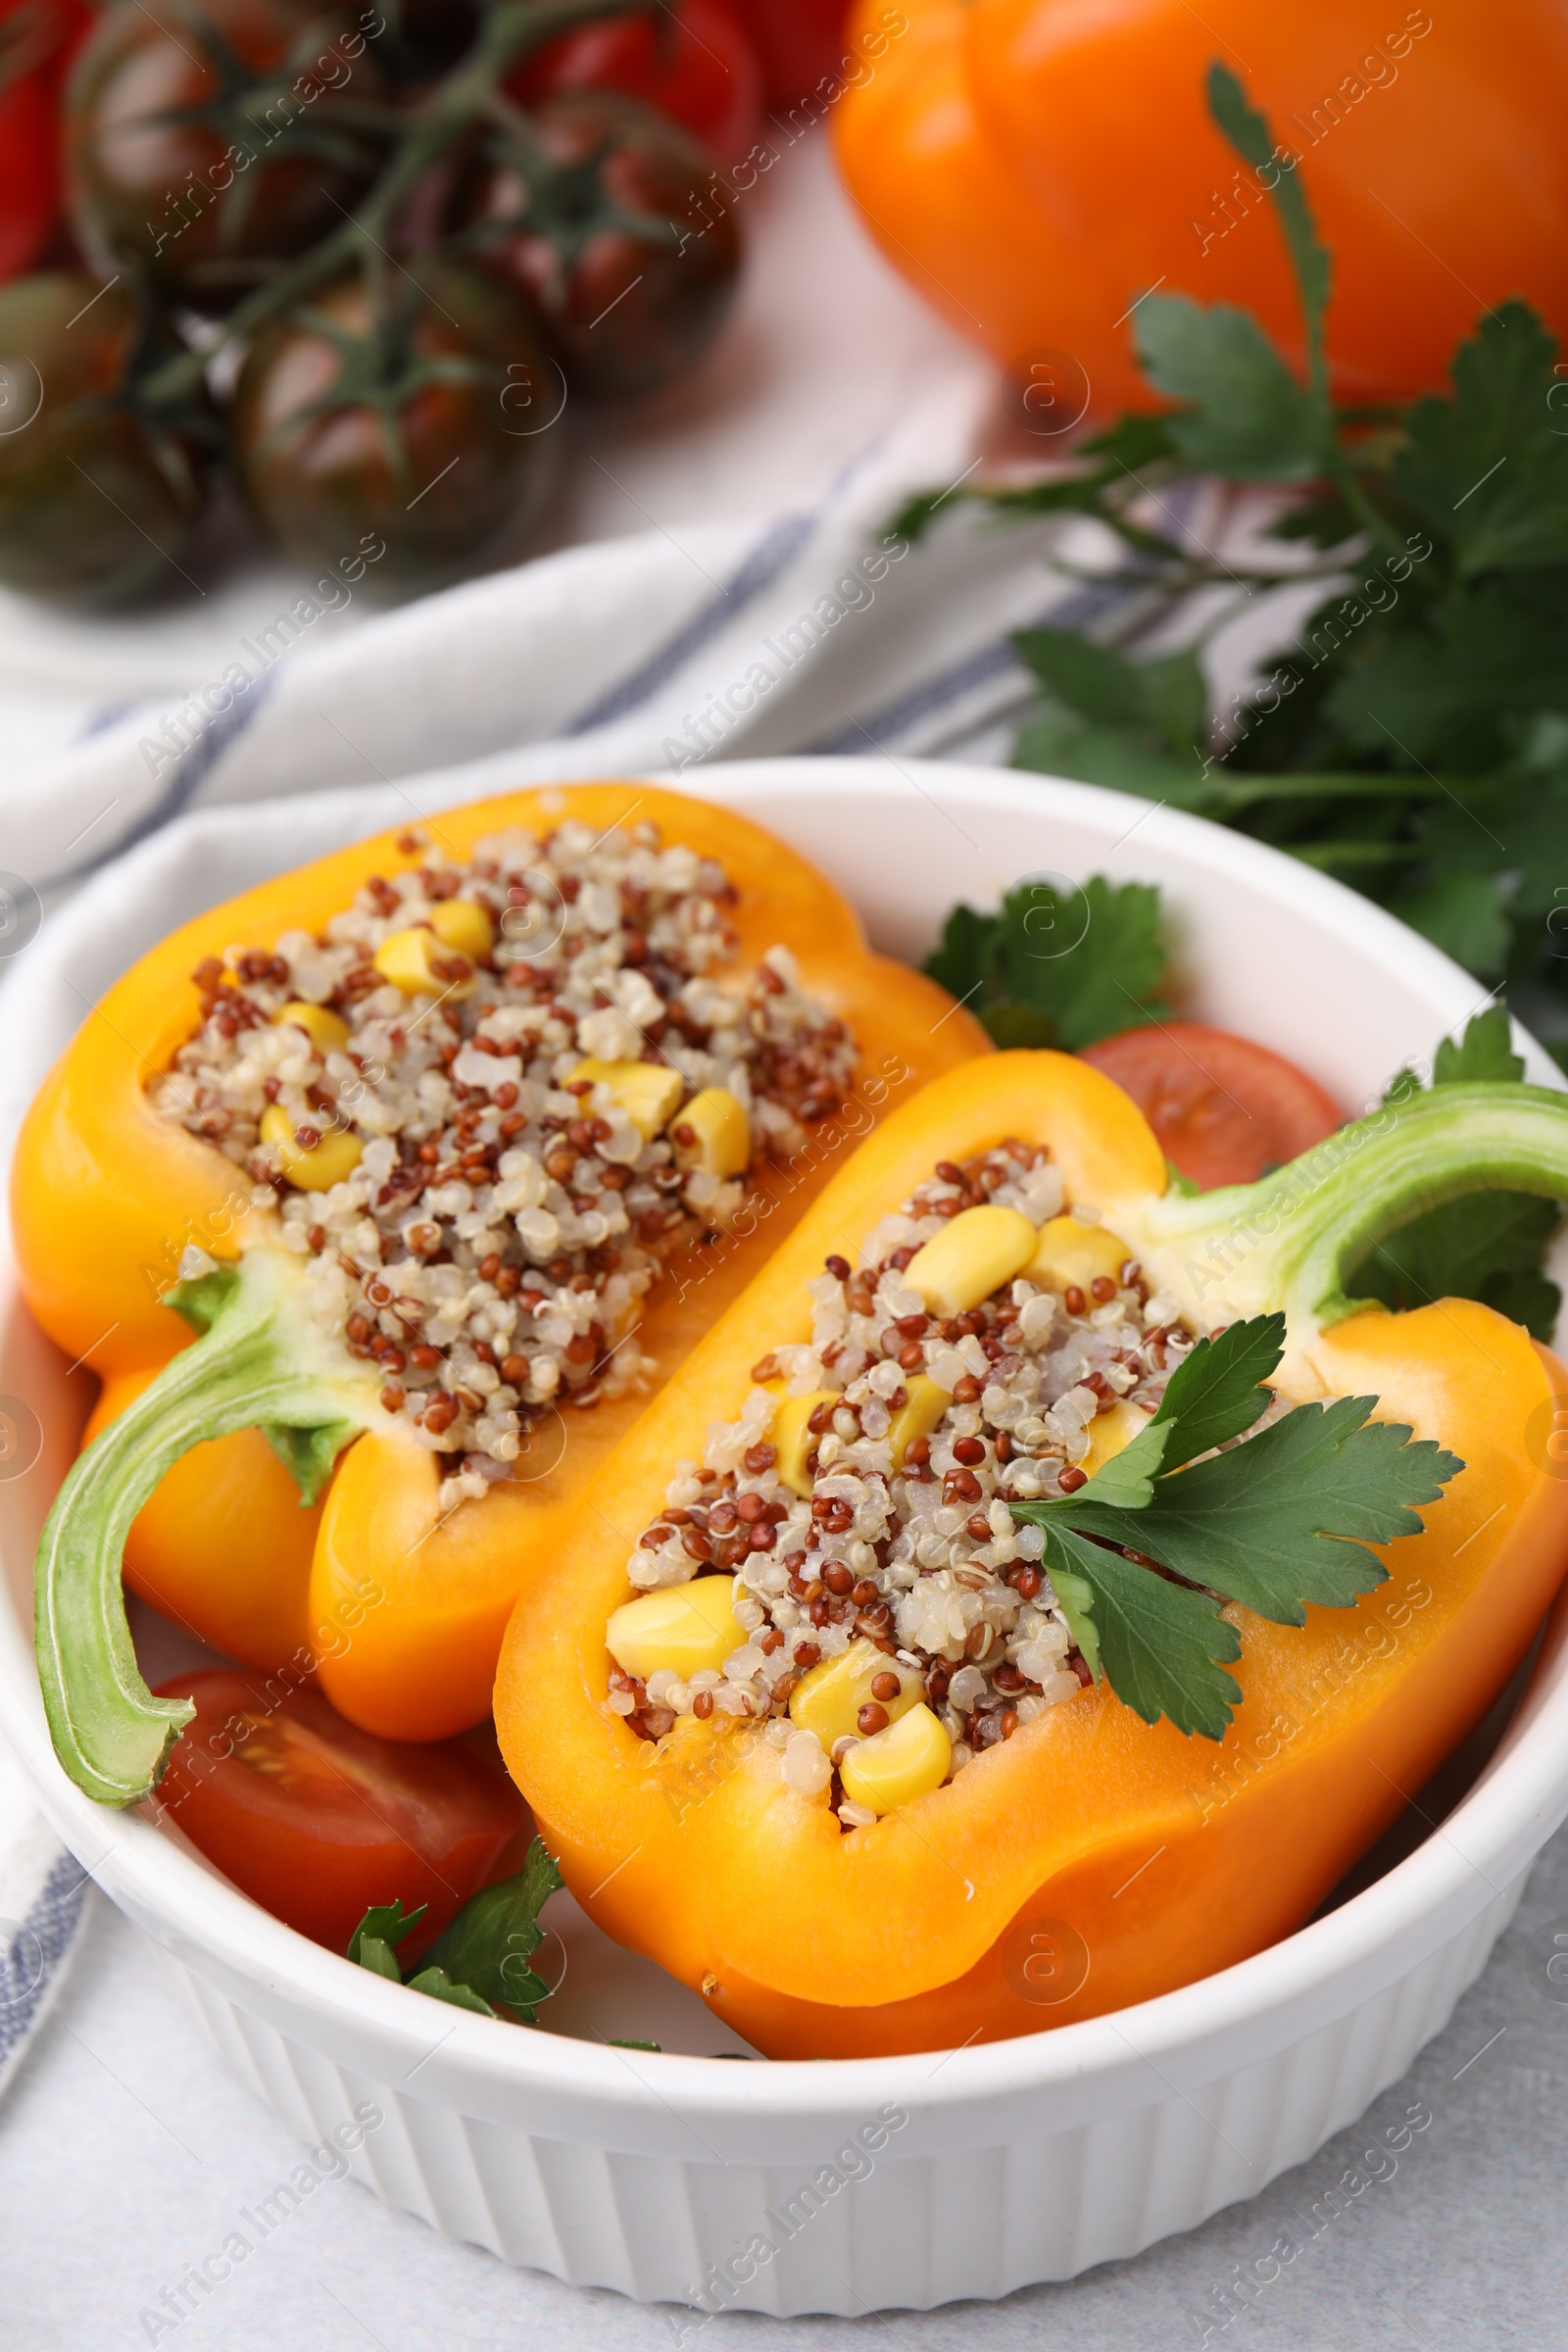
(1080, 1021, 1344, 1191)
(152, 1670, 524, 1956)
(511, 0, 761, 164)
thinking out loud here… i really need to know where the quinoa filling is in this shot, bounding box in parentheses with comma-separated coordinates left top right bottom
(608, 1138, 1266, 1826)
(154, 818, 857, 1508)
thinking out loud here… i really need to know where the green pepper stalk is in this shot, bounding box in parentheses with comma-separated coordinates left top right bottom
(1108, 1082, 1568, 1391)
(35, 1250, 387, 1808)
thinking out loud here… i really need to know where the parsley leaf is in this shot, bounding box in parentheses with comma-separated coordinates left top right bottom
(402, 1965, 496, 2016)
(1135, 300, 1324, 480)
(1010, 628, 1210, 795)
(923, 873, 1168, 1051)
(1010, 1316, 1463, 1738)
(418, 1836, 564, 2021)
(1147, 1310, 1285, 1465)
(1041, 1523, 1243, 1741)
(345, 1837, 564, 2024)
(346, 1898, 425, 1969)
(1392, 305, 1568, 582)
(1433, 1002, 1521, 1085)
(353, 1936, 404, 1983)
(1069, 1397, 1460, 1623)
(1356, 1009, 1563, 1340)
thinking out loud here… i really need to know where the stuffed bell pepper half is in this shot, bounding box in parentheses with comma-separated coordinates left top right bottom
(497, 1050, 1568, 2057)
(22, 782, 986, 1803)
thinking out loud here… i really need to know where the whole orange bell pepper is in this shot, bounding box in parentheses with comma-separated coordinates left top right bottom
(496, 1052, 1568, 2058)
(21, 783, 985, 1802)
(836, 0, 1568, 415)
(832, 0, 1083, 383)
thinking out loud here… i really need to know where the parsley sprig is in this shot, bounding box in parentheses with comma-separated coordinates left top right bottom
(1009, 1314, 1462, 1740)
(898, 65, 1568, 1055)
(923, 874, 1167, 1051)
(347, 1836, 563, 2021)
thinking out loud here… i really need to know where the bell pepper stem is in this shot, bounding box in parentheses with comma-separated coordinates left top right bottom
(1117, 1081, 1568, 1374)
(35, 1250, 385, 1808)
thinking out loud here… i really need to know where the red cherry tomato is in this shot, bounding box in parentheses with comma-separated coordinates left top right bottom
(723, 0, 848, 111)
(511, 0, 761, 162)
(152, 1670, 524, 1958)
(1080, 1022, 1344, 1191)
(0, 0, 89, 282)
(0, 79, 59, 282)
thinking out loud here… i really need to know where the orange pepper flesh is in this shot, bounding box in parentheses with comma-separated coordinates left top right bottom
(836, 0, 1568, 415)
(17, 783, 987, 1740)
(495, 1053, 1568, 2058)
(832, 0, 1090, 374)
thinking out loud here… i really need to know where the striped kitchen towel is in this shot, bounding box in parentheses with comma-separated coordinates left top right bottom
(0, 377, 1117, 902)
(0, 1735, 90, 2101)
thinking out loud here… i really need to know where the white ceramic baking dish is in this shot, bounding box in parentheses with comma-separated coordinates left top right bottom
(2, 758, 1565, 2318)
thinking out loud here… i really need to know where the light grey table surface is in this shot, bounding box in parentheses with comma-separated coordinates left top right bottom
(4, 1823, 1566, 2352)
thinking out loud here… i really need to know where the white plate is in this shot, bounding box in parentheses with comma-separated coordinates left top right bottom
(3, 757, 1566, 2317)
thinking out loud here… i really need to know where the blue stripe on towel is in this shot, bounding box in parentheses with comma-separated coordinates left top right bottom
(0, 1849, 90, 2072)
(804, 582, 1129, 756)
(39, 669, 279, 896)
(566, 424, 899, 736)
(564, 509, 817, 735)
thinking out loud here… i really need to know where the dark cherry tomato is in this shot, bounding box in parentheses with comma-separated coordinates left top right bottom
(466, 91, 741, 401)
(376, 0, 479, 79)
(511, 0, 761, 165)
(0, 272, 210, 605)
(724, 0, 848, 112)
(231, 255, 563, 592)
(66, 0, 385, 311)
(153, 1669, 525, 1958)
(0, 0, 90, 284)
(1080, 1021, 1345, 1190)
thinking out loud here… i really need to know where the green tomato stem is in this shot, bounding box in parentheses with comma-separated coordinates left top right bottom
(1112, 1081, 1568, 1382)
(139, 0, 662, 412)
(34, 1250, 384, 1808)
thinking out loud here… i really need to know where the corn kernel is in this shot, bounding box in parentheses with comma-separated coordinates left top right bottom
(903, 1203, 1038, 1316)
(772, 1388, 838, 1498)
(886, 1373, 953, 1471)
(372, 925, 476, 1001)
(272, 1001, 349, 1056)
(606, 1575, 745, 1683)
(790, 1639, 923, 1747)
(839, 1702, 952, 1815)
(259, 1102, 364, 1192)
(569, 1057, 683, 1140)
(427, 897, 494, 961)
(1027, 1215, 1132, 1295)
(1082, 1397, 1152, 1477)
(670, 1086, 750, 1179)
